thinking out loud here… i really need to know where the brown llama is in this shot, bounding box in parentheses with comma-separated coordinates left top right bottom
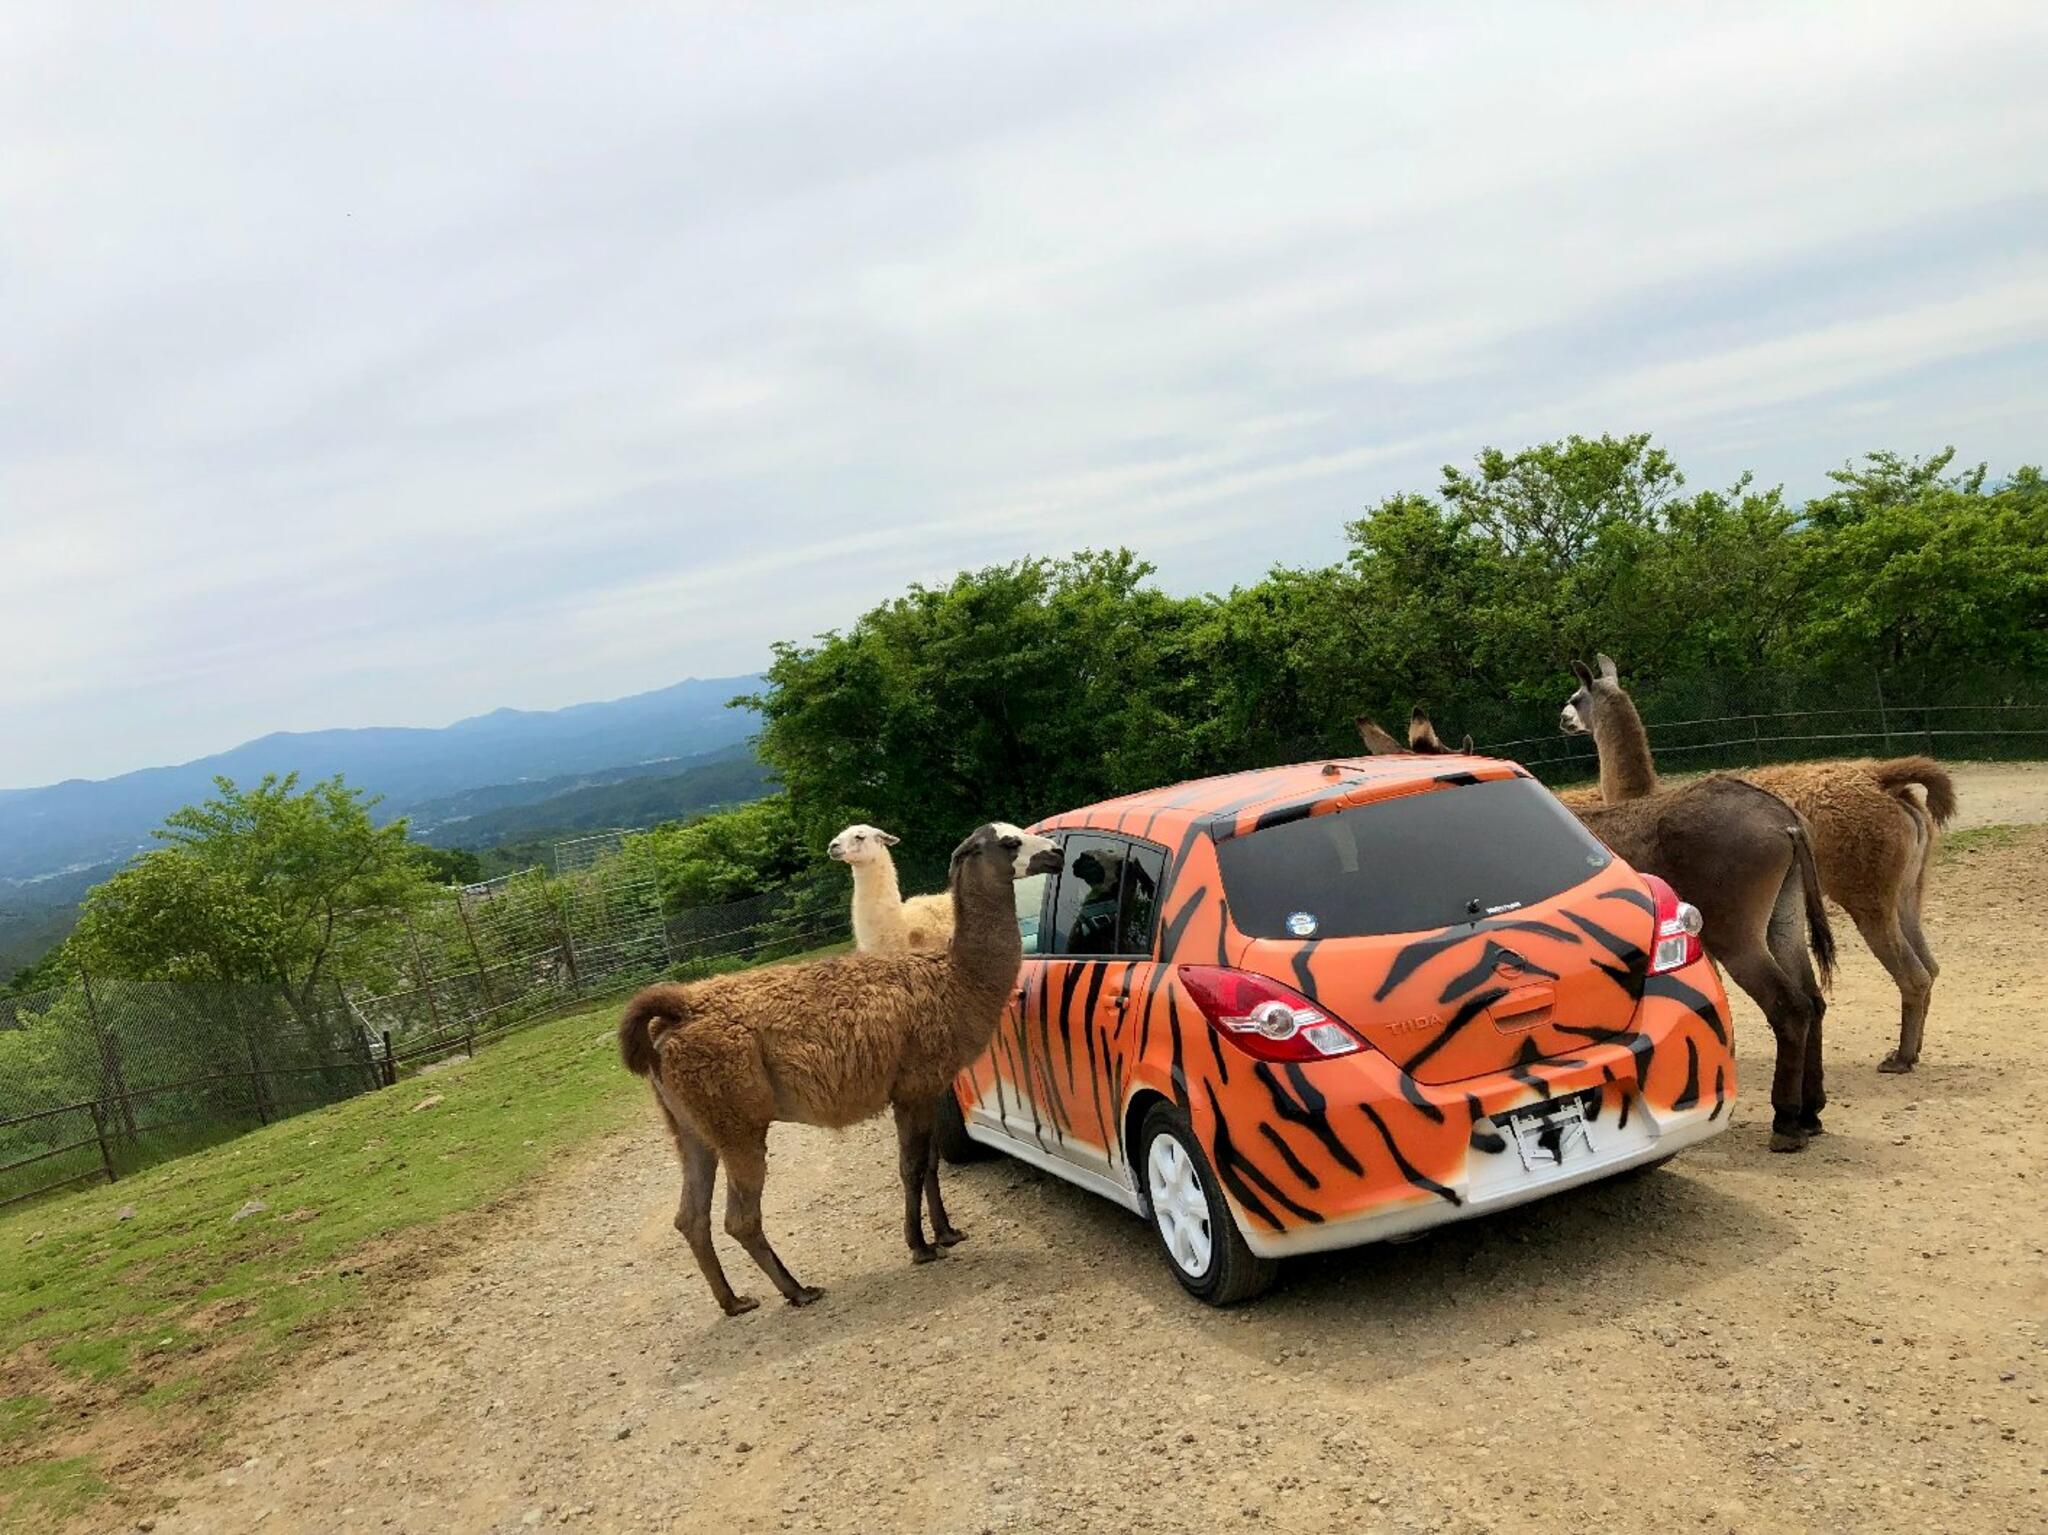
(1360, 710, 1839, 1151)
(1560, 654, 1957, 1071)
(618, 823, 1063, 1316)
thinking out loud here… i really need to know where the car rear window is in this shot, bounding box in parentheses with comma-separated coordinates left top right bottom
(1214, 776, 1613, 940)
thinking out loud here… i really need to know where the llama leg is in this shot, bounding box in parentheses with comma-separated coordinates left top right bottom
(893, 1101, 940, 1263)
(1769, 881, 1829, 1134)
(923, 1115, 967, 1247)
(1720, 949, 1813, 1152)
(720, 1133, 822, 1307)
(667, 1114, 753, 1318)
(1896, 868, 1940, 1067)
(1854, 908, 1933, 1073)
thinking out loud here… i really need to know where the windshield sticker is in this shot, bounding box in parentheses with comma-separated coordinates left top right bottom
(1285, 911, 1319, 938)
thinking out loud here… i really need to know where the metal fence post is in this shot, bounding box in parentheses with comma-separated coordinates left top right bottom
(81, 971, 139, 1141)
(404, 912, 445, 1034)
(1875, 671, 1894, 753)
(382, 1030, 396, 1087)
(456, 897, 498, 1008)
(90, 1099, 117, 1186)
(247, 1034, 270, 1125)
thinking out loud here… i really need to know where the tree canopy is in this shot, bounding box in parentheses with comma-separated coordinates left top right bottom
(743, 436, 2046, 878)
(66, 774, 433, 1010)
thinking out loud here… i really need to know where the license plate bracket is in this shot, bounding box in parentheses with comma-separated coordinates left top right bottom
(1500, 1094, 1594, 1171)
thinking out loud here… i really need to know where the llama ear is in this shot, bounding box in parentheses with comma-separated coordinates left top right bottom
(1571, 660, 1594, 686)
(878, 831, 900, 846)
(1355, 715, 1402, 755)
(1596, 653, 1618, 682)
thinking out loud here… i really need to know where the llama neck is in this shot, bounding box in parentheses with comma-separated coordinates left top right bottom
(943, 878, 1024, 1049)
(848, 854, 907, 950)
(1594, 694, 1659, 802)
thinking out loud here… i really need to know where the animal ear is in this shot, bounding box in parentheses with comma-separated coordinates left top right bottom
(1355, 715, 1402, 755)
(1596, 653, 1618, 682)
(878, 831, 900, 846)
(1571, 660, 1594, 686)
(1461, 735, 1474, 753)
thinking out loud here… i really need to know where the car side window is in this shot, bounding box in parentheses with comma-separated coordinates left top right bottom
(1118, 843, 1167, 957)
(1047, 836, 1130, 957)
(1015, 872, 1052, 955)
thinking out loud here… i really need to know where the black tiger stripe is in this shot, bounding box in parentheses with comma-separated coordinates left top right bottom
(1672, 1037, 1702, 1110)
(1204, 1082, 1320, 1226)
(1060, 962, 1091, 1088)
(1375, 918, 1582, 1000)
(1257, 1122, 1320, 1189)
(1357, 1101, 1461, 1206)
(1644, 972, 1729, 1046)
(1290, 937, 1322, 1000)
(1253, 1062, 1365, 1175)
(1563, 908, 1647, 967)
(1438, 941, 1561, 1003)
(1401, 987, 1508, 1078)
(1708, 1064, 1727, 1121)
(1596, 886, 1657, 916)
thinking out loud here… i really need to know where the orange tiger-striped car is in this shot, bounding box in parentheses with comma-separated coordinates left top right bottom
(941, 751, 1736, 1303)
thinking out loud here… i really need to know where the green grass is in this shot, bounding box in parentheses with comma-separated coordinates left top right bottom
(0, 998, 643, 1530)
(1936, 822, 2024, 858)
(0, 937, 854, 1530)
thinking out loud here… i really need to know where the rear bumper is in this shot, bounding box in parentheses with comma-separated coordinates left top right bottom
(1240, 1095, 1729, 1259)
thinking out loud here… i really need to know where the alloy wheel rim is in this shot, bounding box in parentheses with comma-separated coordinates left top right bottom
(1147, 1134, 1213, 1278)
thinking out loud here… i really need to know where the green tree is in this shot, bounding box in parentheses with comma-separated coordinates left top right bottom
(67, 774, 432, 1015)
(1794, 453, 2048, 671)
(745, 551, 1208, 869)
(632, 795, 812, 910)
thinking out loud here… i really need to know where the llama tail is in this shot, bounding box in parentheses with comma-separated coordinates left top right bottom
(617, 984, 692, 1077)
(1786, 823, 1837, 992)
(1869, 756, 1957, 829)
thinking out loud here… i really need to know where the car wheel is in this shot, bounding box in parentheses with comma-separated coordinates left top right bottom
(1139, 1101, 1276, 1305)
(935, 1085, 987, 1165)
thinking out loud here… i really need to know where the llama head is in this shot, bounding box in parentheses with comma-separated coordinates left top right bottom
(826, 823, 899, 866)
(951, 822, 1063, 887)
(1561, 653, 1623, 736)
(1408, 705, 1455, 754)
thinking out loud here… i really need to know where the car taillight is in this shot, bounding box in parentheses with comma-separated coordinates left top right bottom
(1644, 874, 1704, 974)
(1176, 966, 1365, 1062)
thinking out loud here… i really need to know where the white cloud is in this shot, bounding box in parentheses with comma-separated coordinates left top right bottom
(2, 1, 2044, 784)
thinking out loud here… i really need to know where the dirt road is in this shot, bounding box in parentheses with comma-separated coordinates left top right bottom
(143, 797, 2046, 1535)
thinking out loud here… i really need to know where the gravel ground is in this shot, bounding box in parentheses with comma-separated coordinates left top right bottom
(133, 780, 2047, 1535)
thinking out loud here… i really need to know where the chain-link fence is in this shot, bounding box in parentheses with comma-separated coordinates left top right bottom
(1479, 690, 2048, 786)
(663, 874, 851, 977)
(0, 978, 371, 1208)
(347, 832, 675, 1070)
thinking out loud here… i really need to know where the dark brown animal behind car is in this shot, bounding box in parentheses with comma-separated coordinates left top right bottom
(1559, 653, 1957, 1072)
(618, 822, 1063, 1316)
(1362, 706, 1838, 1151)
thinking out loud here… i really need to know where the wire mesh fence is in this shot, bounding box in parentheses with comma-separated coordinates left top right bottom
(1477, 691, 2048, 785)
(663, 875, 851, 976)
(346, 831, 676, 1071)
(0, 978, 372, 1208)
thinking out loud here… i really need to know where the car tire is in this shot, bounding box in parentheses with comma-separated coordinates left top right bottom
(934, 1085, 987, 1165)
(1138, 1101, 1277, 1305)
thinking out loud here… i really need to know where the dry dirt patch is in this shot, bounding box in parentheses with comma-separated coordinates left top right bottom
(131, 823, 2048, 1535)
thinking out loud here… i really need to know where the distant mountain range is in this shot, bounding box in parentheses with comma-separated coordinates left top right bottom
(407, 744, 774, 850)
(0, 674, 765, 886)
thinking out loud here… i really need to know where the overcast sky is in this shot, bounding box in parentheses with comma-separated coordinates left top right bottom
(3, 4, 2045, 788)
